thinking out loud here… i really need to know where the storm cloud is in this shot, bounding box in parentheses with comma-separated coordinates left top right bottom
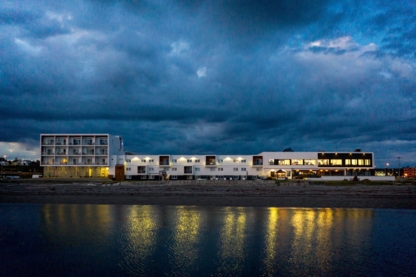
(1, 0, 416, 166)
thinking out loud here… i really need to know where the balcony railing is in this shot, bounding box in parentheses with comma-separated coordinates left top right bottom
(83, 142, 95, 145)
(42, 152, 55, 155)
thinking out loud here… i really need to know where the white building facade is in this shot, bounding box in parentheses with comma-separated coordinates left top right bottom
(40, 134, 124, 178)
(40, 134, 375, 180)
(123, 151, 375, 180)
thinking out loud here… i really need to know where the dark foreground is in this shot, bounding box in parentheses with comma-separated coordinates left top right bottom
(1, 180, 415, 208)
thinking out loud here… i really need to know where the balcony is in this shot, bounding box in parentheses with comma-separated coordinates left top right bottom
(42, 152, 55, 155)
(252, 156, 263, 167)
(205, 156, 217, 167)
(56, 152, 67, 155)
(159, 156, 170, 167)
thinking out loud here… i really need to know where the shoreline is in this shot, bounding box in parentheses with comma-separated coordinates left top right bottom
(1, 180, 415, 208)
(1, 194, 416, 209)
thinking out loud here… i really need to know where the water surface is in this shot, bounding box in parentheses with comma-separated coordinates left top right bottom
(1, 204, 415, 276)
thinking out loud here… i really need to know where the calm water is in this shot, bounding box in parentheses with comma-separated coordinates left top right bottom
(1, 204, 415, 277)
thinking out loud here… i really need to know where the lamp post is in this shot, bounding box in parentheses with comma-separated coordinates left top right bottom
(397, 157, 401, 178)
(386, 163, 389, 176)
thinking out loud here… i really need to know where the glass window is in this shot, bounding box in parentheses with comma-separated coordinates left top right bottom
(304, 159, 316, 165)
(291, 159, 303, 165)
(358, 159, 364, 165)
(318, 159, 329, 166)
(351, 159, 357, 165)
(233, 168, 238, 171)
(330, 159, 342, 165)
(269, 159, 274, 165)
(278, 160, 291, 165)
(345, 159, 351, 165)
(365, 159, 371, 165)
(218, 168, 223, 171)
(241, 159, 246, 163)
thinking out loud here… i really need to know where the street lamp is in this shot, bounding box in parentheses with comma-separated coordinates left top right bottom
(385, 163, 390, 176)
(397, 157, 401, 178)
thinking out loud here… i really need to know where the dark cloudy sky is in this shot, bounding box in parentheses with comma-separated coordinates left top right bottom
(1, 0, 416, 167)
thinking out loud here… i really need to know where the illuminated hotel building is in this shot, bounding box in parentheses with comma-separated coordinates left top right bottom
(40, 134, 375, 180)
(40, 134, 124, 178)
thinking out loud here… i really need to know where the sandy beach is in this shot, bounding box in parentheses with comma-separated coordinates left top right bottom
(1, 179, 415, 208)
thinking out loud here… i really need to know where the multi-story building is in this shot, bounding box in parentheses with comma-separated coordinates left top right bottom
(40, 134, 124, 178)
(39, 134, 376, 180)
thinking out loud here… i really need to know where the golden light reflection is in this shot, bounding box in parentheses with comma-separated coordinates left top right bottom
(124, 205, 158, 260)
(172, 206, 202, 267)
(41, 204, 113, 244)
(220, 207, 247, 260)
(264, 208, 279, 276)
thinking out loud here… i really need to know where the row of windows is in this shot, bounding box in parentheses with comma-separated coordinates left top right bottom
(318, 159, 371, 166)
(130, 167, 251, 172)
(126, 159, 248, 164)
(268, 159, 317, 166)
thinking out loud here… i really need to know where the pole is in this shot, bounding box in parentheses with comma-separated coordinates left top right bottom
(397, 157, 401, 177)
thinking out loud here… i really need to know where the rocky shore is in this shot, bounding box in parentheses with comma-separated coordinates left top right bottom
(1, 179, 416, 208)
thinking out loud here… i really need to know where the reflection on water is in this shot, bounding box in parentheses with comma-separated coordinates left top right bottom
(120, 205, 160, 275)
(1, 204, 415, 277)
(171, 206, 201, 273)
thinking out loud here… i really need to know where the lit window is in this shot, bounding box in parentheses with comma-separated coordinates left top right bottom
(351, 159, 357, 165)
(345, 159, 351, 165)
(318, 159, 329, 166)
(291, 159, 303, 165)
(365, 159, 371, 165)
(304, 159, 316, 165)
(330, 159, 342, 165)
(358, 159, 364, 165)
